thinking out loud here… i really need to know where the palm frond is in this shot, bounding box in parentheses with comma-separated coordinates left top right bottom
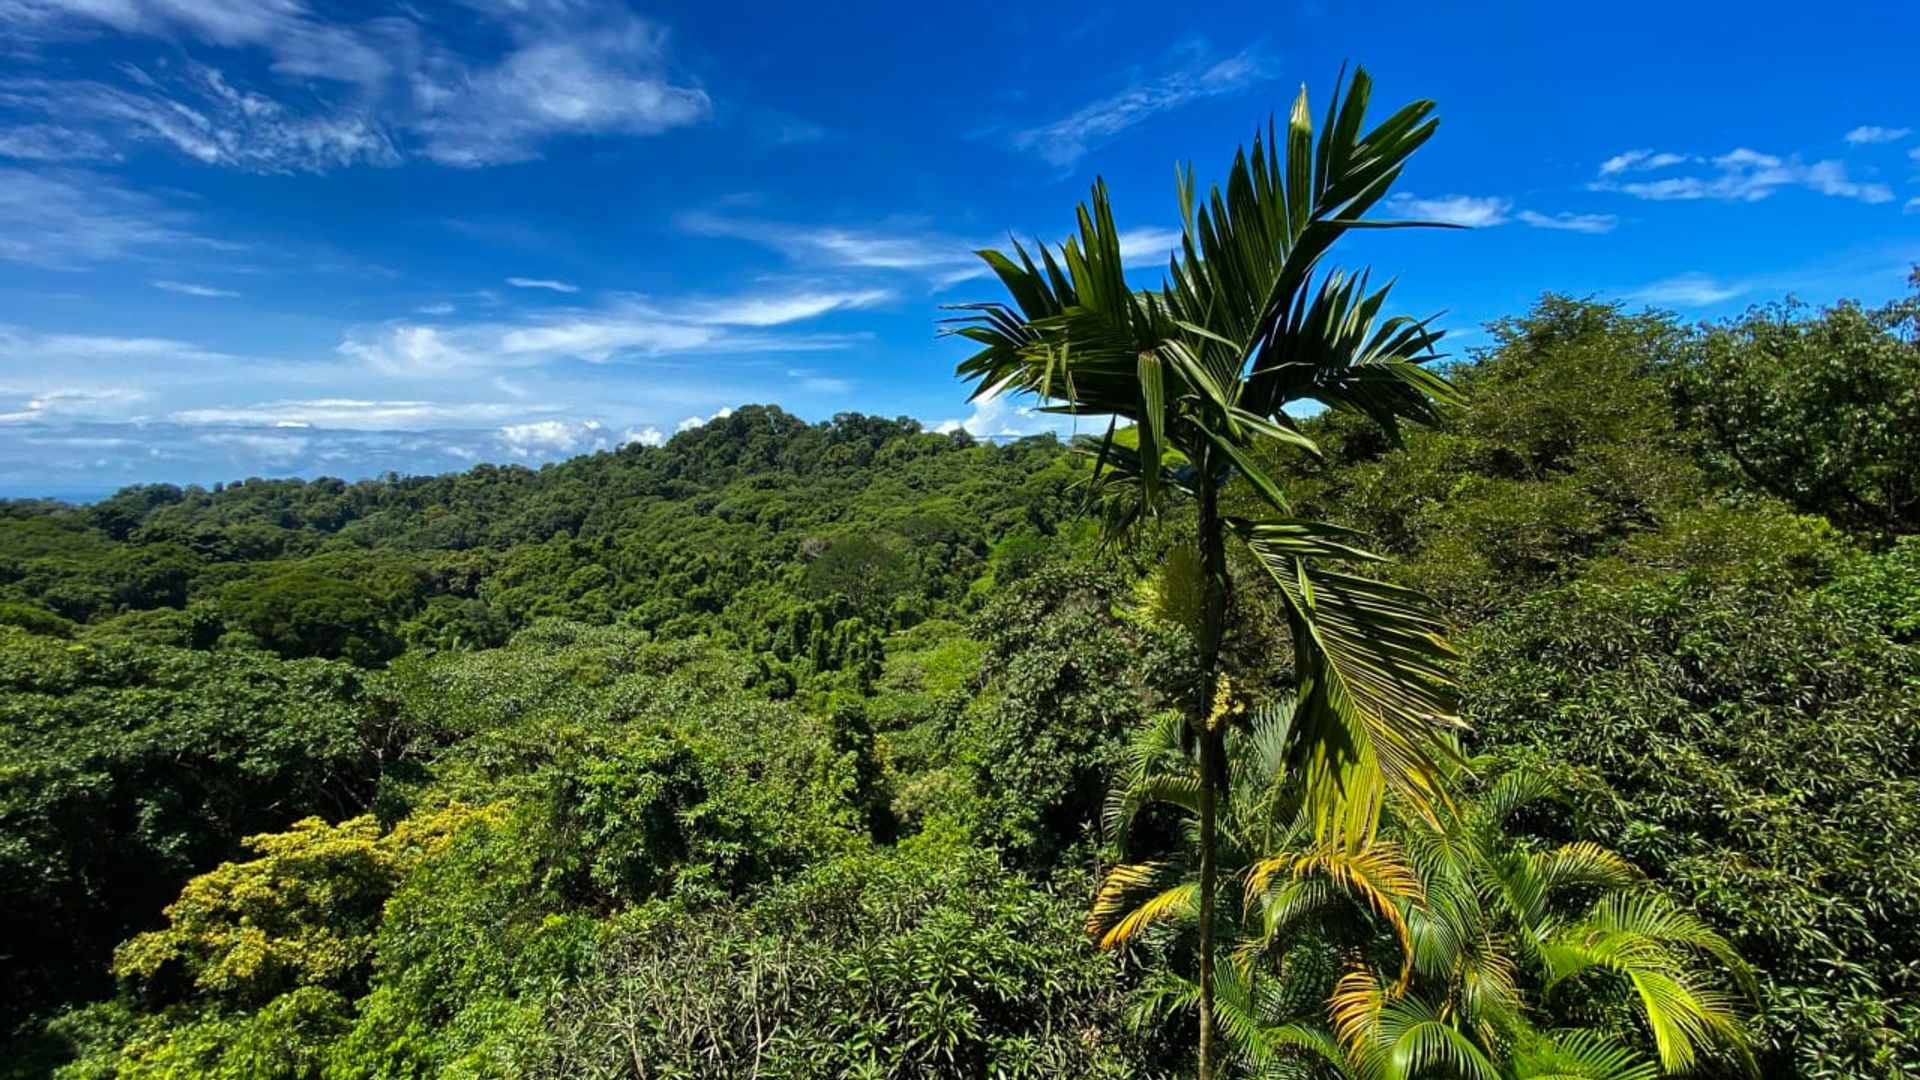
(1512, 1028, 1662, 1080)
(1540, 893, 1755, 1075)
(1242, 544, 1463, 840)
(1532, 841, 1641, 897)
(1087, 860, 1198, 949)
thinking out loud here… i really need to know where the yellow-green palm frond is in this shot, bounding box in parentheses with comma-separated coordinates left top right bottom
(1454, 930, 1524, 1048)
(1541, 893, 1756, 1076)
(1510, 1028, 1661, 1080)
(1330, 967, 1389, 1054)
(1532, 841, 1641, 897)
(1248, 841, 1423, 991)
(1087, 861, 1197, 950)
(1373, 996, 1503, 1080)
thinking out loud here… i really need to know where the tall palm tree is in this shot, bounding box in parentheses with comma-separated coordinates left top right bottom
(949, 67, 1462, 1077)
(1095, 706, 1755, 1079)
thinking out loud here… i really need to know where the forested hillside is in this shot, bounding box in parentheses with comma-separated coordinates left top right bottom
(3, 284, 1918, 1078)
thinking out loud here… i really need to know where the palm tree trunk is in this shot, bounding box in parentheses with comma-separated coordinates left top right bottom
(1194, 470, 1231, 1080)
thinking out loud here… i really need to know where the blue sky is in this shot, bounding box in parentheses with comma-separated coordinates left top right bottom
(0, 0, 1915, 499)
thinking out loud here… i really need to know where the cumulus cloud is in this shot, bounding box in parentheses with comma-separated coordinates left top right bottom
(1591, 147, 1894, 204)
(339, 325, 476, 375)
(498, 418, 604, 457)
(1009, 43, 1273, 166)
(676, 406, 734, 433)
(932, 392, 1087, 440)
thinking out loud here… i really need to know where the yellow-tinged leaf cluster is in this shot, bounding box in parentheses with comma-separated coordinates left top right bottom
(113, 803, 502, 1006)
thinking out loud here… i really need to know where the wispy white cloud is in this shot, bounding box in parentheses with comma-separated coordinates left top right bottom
(506, 276, 579, 293)
(172, 399, 545, 428)
(681, 212, 1187, 287)
(0, 122, 114, 161)
(1, 0, 393, 85)
(1387, 193, 1619, 234)
(340, 287, 883, 373)
(679, 289, 891, 327)
(0, 325, 231, 370)
(0, 1, 710, 172)
(411, 17, 711, 167)
(1844, 125, 1910, 146)
(1385, 193, 1512, 227)
(0, 167, 219, 267)
(1591, 147, 1895, 204)
(195, 430, 309, 462)
(1906, 197, 1920, 215)
(679, 211, 974, 272)
(0, 386, 148, 424)
(1627, 272, 1749, 306)
(1009, 43, 1273, 166)
(152, 279, 240, 298)
(1515, 209, 1618, 234)
(1598, 149, 1689, 176)
(1115, 226, 1183, 268)
(0, 70, 400, 172)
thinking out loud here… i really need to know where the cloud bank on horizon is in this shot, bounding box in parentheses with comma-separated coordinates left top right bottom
(0, 0, 1914, 497)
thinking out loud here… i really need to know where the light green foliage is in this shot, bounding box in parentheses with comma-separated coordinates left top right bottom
(946, 566, 1196, 865)
(111, 808, 482, 1007)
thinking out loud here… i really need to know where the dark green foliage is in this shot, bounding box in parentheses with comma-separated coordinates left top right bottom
(954, 566, 1196, 866)
(1270, 295, 1704, 622)
(0, 631, 401, 1031)
(1466, 523, 1920, 1077)
(542, 847, 1145, 1079)
(1667, 284, 1920, 537)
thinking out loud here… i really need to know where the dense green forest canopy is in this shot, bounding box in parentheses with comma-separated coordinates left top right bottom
(2, 283, 1918, 1077)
